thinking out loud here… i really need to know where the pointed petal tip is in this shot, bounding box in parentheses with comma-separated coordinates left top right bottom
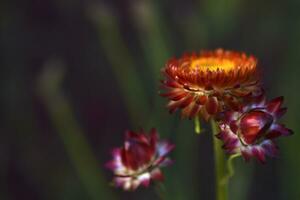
(287, 128, 294, 135)
(241, 150, 251, 162)
(252, 147, 266, 164)
(266, 96, 284, 113)
(205, 96, 219, 115)
(275, 107, 287, 119)
(262, 141, 279, 157)
(151, 168, 165, 181)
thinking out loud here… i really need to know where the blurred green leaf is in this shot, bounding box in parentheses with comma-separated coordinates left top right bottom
(37, 60, 116, 200)
(87, 4, 150, 127)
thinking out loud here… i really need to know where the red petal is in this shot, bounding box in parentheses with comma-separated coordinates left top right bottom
(229, 121, 239, 133)
(122, 135, 155, 170)
(266, 96, 284, 113)
(273, 124, 293, 136)
(223, 111, 237, 123)
(161, 80, 181, 88)
(179, 95, 194, 108)
(189, 103, 201, 118)
(261, 141, 278, 157)
(197, 95, 208, 105)
(205, 96, 219, 114)
(167, 101, 179, 113)
(160, 90, 187, 101)
(222, 138, 239, 151)
(252, 147, 266, 164)
(140, 176, 151, 187)
(239, 111, 273, 144)
(171, 92, 188, 101)
(274, 107, 287, 119)
(151, 168, 164, 181)
(266, 124, 293, 139)
(241, 149, 251, 162)
(125, 130, 148, 144)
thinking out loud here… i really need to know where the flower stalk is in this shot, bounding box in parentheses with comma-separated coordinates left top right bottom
(221, 153, 241, 185)
(194, 115, 201, 134)
(211, 119, 228, 200)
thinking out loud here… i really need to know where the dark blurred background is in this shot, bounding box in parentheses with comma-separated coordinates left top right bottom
(1, 0, 300, 199)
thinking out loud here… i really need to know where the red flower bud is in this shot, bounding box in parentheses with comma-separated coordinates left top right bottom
(217, 96, 293, 163)
(106, 129, 174, 191)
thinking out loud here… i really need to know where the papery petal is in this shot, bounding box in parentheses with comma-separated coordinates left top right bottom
(157, 141, 175, 157)
(151, 168, 164, 181)
(158, 157, 174, 167)
(107, 129, 174, 190)
(239, 111, 273, 144)
(266, 124, 293, 139)
(205, 96, 219, 114)
(138, 173, 151, 187)
(160, 49, 260, 120)
(179, 95, 195, 109)
(252, 147, 266, 164)
(241, 148, 252, 162)
(274, 107, 287, 119)
(261, 140, 278, 157)
(197, 95, 208, 105)
(222, 138, 239, 151)
(266, 96, 283, 113)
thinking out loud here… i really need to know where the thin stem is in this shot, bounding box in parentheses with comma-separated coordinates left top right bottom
(211, 119, 227, 200)
(194, 115, 201, 134)
(221, 153, 241, 185)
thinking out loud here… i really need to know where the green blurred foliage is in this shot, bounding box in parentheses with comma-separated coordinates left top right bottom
(1, 0, 300, 200)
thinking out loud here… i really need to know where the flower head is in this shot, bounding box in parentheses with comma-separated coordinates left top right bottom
(160, 49, 261, 120)
(216, 95, 293, 163)
(106, 129, 174, 191)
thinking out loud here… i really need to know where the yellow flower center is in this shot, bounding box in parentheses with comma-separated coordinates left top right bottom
(191, 58, 235, 72)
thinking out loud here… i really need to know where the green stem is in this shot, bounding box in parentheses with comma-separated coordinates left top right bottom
(221, 153, 241, 185)
(211, 119, 227, 200)
(194, 115, 201, 134)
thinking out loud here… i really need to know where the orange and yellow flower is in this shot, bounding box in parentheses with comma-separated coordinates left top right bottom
(160, 49, 261, 120)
